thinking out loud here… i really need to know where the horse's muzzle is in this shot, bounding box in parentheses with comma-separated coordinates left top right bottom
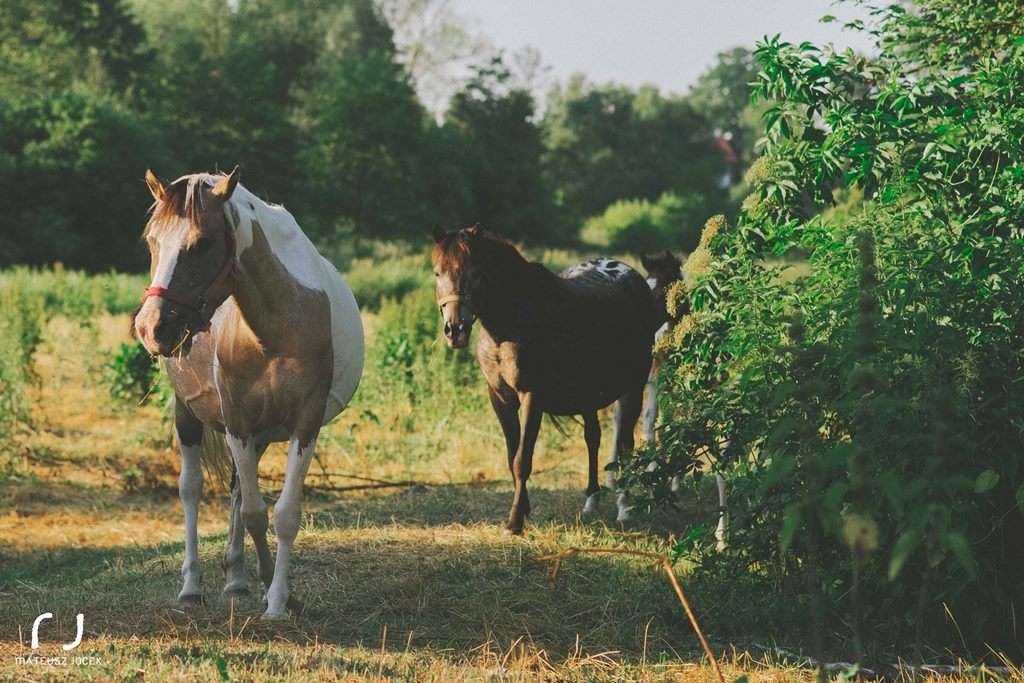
(444, 321, 472, 349)
(134, 300, 195, 357)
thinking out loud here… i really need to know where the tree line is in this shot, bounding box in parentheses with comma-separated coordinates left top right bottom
(0, 0, 758, 272)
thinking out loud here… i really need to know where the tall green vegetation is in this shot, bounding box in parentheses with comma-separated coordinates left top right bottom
(624, 0, 1024, 663)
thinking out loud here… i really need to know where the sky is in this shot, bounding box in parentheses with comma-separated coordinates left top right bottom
(449, 0, 877, 97)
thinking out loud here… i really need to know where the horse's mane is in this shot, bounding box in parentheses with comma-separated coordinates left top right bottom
(434, 227, 529, 282)
(143, 173, 223, 244)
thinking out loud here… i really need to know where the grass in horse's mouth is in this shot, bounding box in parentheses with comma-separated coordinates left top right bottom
(171, 325, 191, 359)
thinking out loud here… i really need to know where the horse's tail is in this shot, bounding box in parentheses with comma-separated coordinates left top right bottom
(200, 424, 234, 492)
(546, 413, 581, 438)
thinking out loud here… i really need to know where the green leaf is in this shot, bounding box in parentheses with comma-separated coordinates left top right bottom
(944, 532, 976, 577)
(974, 469, 999, 493)
(215, 653, 230, 681)
(780, 503, 802, 551)
(888, 529, 921, 580)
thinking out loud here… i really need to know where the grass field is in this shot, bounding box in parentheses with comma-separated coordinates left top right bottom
(0, 263, 995, 681)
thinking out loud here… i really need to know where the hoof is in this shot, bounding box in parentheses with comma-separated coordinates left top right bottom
(616, 509, 632, 523)
(502, 525, 524, 537)
(177, 593, 205, 606)
(260, 609, 289, 622)
(223, 586, 249, 600)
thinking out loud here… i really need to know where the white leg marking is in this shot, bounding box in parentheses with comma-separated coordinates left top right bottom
(642, 375, 658, 444)
(227, 433, 274, 602)
(264, 433, 317, 620)
(222, 477, 247, 595)
(607, 401, 621, 490)
(177, 436, 203, 602)
(582, 493, 599, 516)
(609, 401, 632, 522)
(670, 475, 682, 494)
(716, 473, 728, 551)
(616, 492, 631, 522)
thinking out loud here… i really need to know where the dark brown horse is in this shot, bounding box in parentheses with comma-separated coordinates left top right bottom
(432, 225, 659, 533)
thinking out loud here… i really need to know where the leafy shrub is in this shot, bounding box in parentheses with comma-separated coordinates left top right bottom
(343, 252, 429, 312)
(580, 191, 706, 253)
(0, 276, 46, 444)
(104, 341, 159, 405)
(626, 0, 1024, 662)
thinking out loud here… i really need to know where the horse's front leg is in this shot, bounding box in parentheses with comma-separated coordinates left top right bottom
(641, 368, 658, 444)
(264, 430, 318, 619)
(175, 401, 205, 604)
(226, 432, 275, 608)
(488, 386, 520, 480)
(507, 392, 542, 535)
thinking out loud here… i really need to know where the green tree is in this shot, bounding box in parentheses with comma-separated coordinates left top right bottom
(0, 0, 162, 270)
(293, 0, 430, 241)
(685, 47, 762, 166)
(542, 76, 727, 230)
(441, 56, 563, 243)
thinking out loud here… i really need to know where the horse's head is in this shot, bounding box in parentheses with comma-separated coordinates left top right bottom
(134, 167, 241, 357)
(431, 224, 486, 349)
(641, 250, 684, 322)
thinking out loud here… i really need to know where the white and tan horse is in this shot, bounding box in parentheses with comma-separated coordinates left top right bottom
(134, 168, 363, 619)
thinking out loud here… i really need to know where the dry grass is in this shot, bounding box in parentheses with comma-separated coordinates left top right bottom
(0, 298, 1007, 681)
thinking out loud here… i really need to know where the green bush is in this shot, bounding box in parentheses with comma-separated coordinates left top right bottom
(625, 0, 1024, 662)
(104, 341, 159, 406)
(580, 191, 706, 253)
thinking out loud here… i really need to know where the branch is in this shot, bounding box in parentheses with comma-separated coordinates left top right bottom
(537, 547, 725, 683)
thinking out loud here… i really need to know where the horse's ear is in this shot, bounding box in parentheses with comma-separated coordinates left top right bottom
(211, 166, 240, 201)
(145, 169, 166, 202)
(432, 223, 446, 244)
(640, 253, 654, 271)
(467, 223, 482, 236)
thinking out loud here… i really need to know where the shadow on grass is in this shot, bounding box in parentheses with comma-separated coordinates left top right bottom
(0, 485, 714, 665)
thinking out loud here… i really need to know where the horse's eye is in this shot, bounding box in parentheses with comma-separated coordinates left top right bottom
(194, 236, 213, 254)
(433, 270, 440, 278)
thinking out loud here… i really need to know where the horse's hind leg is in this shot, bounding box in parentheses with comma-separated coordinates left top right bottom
(174, 401, 204, 604)
(223, 442, 268, 599)
(581, 411, 601, 517)
(611, 380, 645, 523)
(264, 431, 319, 620)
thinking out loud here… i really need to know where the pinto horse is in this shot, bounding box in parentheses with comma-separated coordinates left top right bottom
(639, 251, 684, 447)
(134, 168, 364, 619)
(432, 225, 659, 532)
(640, 250, 729, 549)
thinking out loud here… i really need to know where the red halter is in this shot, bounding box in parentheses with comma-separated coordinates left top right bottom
(141, 223, 239, 321)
